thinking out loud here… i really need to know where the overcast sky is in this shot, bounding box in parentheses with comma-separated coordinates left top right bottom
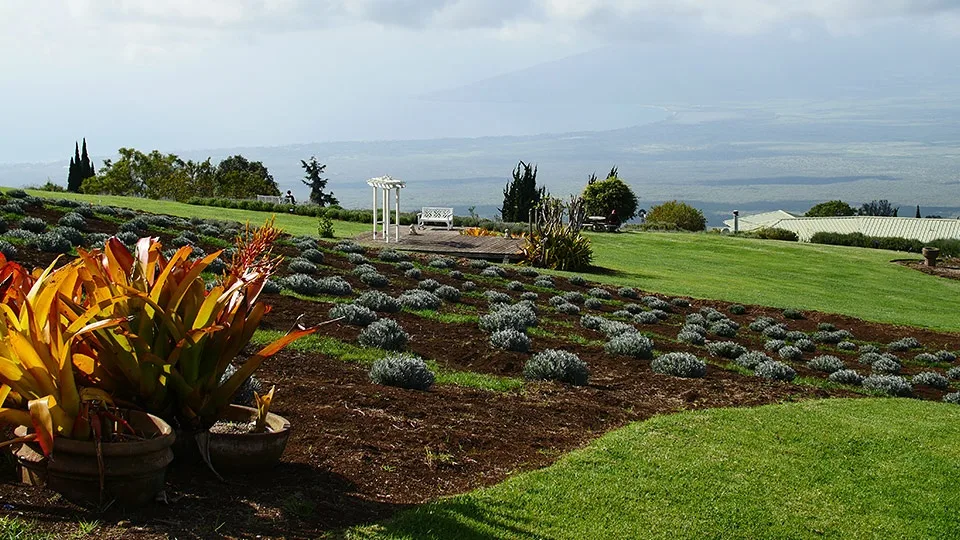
(2, 0, 958, 163)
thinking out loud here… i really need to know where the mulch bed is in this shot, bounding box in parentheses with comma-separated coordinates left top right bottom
(0, 202, 957, 538)
(898, 257, 960, 281)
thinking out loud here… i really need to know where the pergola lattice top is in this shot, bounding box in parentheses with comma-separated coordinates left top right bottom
(366, 175, 405, 189)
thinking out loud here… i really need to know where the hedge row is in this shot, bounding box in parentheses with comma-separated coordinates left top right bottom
(185, 197, 529, 234)
(809, 232, 960, 257)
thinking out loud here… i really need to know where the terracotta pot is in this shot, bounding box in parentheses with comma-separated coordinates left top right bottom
(14, 410, 174, 508)
(201, 404, 291, 471)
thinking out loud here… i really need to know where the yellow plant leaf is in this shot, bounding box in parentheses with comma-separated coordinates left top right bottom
(27, 397, 55, 456)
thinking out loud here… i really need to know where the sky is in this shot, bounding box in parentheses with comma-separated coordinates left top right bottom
(1, 0, 959, 164)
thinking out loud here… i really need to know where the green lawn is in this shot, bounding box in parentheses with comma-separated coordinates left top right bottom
(350, 398, 960, 540)
(19, 189, 370, 238)
(575, 231, 960, 331)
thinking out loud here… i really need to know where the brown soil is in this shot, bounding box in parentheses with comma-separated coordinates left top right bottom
(898, 257, 960, 281)
(0, 203, 957, 539)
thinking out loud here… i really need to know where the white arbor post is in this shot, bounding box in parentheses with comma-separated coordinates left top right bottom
(366, 175, 405, 243)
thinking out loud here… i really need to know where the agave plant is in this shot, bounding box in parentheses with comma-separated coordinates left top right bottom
(521, 196, 593, 271)
(69, 220, 316, 429)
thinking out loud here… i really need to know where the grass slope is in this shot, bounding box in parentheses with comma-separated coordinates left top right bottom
(583, 232, 960, 331)
(352, 398, 960, 540)
(20, 189, 370, 238)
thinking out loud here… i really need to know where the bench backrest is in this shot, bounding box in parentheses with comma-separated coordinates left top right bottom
(421, 207, 453, 219)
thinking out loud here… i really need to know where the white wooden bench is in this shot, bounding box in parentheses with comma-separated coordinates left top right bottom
(417, 207, 454, 230)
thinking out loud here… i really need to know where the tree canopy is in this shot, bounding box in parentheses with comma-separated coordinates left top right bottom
(501, 161, 545, 222)
(647, 200, 706, 231)
(301, 156, 338, 206)
(859, 199, 899, 217)
(582, 173, 638, 221)
(805, 200, 856, 217)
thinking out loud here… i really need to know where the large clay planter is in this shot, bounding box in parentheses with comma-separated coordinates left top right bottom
(201, 404, 291, 471)
(14, 411, 174, 508)
(922, 246, 940, 267)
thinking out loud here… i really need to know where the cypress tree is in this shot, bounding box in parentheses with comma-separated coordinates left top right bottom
(80, 138, 92, 179)
(67, 156, 79, 192)
(500, 160, 544, 222)
(915, 205, 921, 218)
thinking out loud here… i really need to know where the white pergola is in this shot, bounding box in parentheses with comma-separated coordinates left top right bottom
(367, 175, 405, 243)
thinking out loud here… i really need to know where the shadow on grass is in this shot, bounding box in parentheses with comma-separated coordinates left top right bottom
(363, 498, 555, 540)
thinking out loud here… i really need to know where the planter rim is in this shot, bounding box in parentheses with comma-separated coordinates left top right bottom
(15, 410, 174, 456)
(209, 404, 291, 440)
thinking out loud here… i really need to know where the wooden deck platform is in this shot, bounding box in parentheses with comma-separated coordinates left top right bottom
(353, 227, 524, 261)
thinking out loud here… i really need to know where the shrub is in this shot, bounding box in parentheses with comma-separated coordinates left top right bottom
(618, 287, 638, 299)
(404, 268, 422, 279)
(860, 344, 879, 354)
(480, 303, 538, 333)
(749, 317, 776, 332)
(764, 340, 786, 352)
(706, 341, 746, 359)
(369, 354, 433, 390)
(302, 249, 325, 264)
(490, 329, 532, 352)
(862, 374, 912, 397)
(946, 366, 960, 380)
(634, 311, 660, 325)
(644, 296, 672, 311)
(533, 277, 555, 289)
(781, 308, 803, 320)
(469, 259, 490, 269)
(811, 330, 851, 344)
(588, 287, 612, 300)
(346, 253, 369, 265)
(888, 337, 921, 351)
(652, 352, 706, 378)
(753, 227, 798, 241)
(316, 217, 335, 238)
(944, 393, 960, 405)
(934, 350, 957, 363)
(524, 349, 589, 386)
(261, 279, 281, 294)
(506, 280, 525, 291)
(785, 331, 807, 342)
(360, 272, 390, 288)
(6, 188, 27, 199)
(116, 231, 139, 245)
(518, 267, 539, 278)
(355, 291, 401, 313)
(837, 341, 858, 351)
(54, 226, 84, 247)
(206, 257, 227, 275)
(428, 256, 455, 269)
(329, 304, 378, 326)
(399, 290, 442, 310)
(584, 298, 603, 310)
(754, 361, 796, 382)
(520, 291, 538, 301)
(359, 319, 409, 351)
(794, 338, 816, 352)
(762, 325, 788, 340)
(318, 276, 353, 296)
(729, 304, 746, 315)
(828, 369, 864, 385)
(287, 258, 318, 275)
(20, 216, 47, 233)
(598, 319, 637, 338)
(462, 281, 477, 292)
(912, 371, 950, 389)
(678, 330, 705, 345)
(447, 270, 464, 280)
(778, 346, 802, 361)
(0, 203, 24, 215)
(817, 322, 837, 332)
(378, 249, 405, 262)
(335, 241, 365, 254)
(645, 200, 707, 231)
(36, 232, 72, 253)
(118, 217, 149, 235)
(0, 240, 16, 259)
(710, 322, 737, 338)
(580, 314, 606, 330)
(735, 351, 773, 370)
(582, 175, 638, 220)
(807, 355, 845, 373)
(567, 275, 586, 286)
(670, 298, 690, 307)
(432, 284, 460, 302)
(914, 353, 939, 364)
(281, 274, 321, 296)
(686, 313, 708, 326)
(171, 235, 195, 248)
(418, 279, 441, 292)
(871, 357, 902, 375)
(555, 302, 581, 315)
(58, 212, 87, 231)
(619, 304, 642, 315)
(562, 291, 584, 304)
(481, 266, 507, 278)
(353, 264, 379, 276)
(484, 290, 512, 305)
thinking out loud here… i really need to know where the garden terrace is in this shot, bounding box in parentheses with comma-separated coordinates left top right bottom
(0, 190, 957, 538)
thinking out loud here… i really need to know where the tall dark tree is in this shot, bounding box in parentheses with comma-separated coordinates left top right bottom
(915, 205, 921, 218)
(79, 138, 94, 179)
(300, 156, 338, 206)
(859, 200, 899, 217)
(501, 160, 545, 222)
(66, 140, 94, 192)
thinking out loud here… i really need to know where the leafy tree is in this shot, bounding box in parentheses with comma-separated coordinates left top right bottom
(582, 174, 638, 221)
(81, 148, 215, 201)
(859, 200, 898, 217)
(805, 200, 856, 217)
(300, 156, 338, 206)
(646, 201, 707, 231)
(501, 161, 545, 222)
(214, 155, 280, 199)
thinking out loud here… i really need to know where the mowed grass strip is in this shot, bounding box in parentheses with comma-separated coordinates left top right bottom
(21, 189, 370, 238)
(251, 330, 522, 392)
(350, 398, 960, 540)
(576, 231, 960, 331)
